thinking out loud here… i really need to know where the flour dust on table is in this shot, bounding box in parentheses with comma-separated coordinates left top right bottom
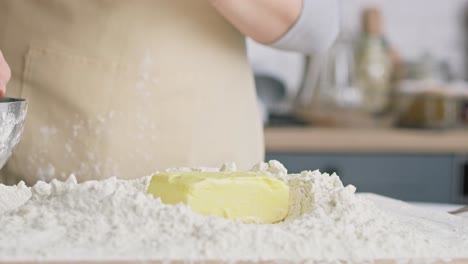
(0, 160, 467, 262)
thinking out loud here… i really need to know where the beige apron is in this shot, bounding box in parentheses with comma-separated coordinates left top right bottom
(0, 0, 263, 185)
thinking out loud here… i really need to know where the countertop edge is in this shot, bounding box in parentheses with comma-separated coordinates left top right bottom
(264, 127, 468, 153)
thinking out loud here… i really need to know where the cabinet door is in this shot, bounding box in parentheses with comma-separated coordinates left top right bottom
(453, 154, 468, 204)
(266, 153, 455, 203)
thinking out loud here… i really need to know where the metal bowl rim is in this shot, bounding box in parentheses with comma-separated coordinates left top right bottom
(0, 97, 27, 104)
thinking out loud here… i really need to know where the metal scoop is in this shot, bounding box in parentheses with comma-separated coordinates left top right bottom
(449, 206, 468, 215)
(0, 98, 27, 170)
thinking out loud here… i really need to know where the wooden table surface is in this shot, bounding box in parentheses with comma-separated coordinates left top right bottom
(264, 127, 468, 153)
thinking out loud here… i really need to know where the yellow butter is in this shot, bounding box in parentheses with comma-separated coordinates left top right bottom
(147, 171, 289, 224)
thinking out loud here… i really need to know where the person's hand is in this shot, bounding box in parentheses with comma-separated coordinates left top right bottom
(0, 49, 11, 97)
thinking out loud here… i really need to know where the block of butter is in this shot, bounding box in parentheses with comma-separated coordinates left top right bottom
(147, 171, 289, 224)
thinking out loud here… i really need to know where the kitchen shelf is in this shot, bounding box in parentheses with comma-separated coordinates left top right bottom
(265, 127, 468, 153)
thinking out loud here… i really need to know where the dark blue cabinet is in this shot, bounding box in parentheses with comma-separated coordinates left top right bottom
(266, 153, 467, 203)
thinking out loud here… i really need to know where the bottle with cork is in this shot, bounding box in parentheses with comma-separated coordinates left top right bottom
(355, 7, 394, 115)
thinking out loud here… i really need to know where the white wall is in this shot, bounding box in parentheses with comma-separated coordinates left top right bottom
(248, 0, 468, 89)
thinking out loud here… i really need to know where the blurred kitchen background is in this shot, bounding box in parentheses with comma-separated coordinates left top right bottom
(248, 0, 468, 204)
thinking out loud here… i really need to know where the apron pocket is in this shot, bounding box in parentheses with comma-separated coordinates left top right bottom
(15, 45, 119, 182)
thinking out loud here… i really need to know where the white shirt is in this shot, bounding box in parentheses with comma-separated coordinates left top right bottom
(271, 0, 340, 54)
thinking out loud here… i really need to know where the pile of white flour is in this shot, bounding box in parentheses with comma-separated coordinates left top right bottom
(0, 160, 467, 262)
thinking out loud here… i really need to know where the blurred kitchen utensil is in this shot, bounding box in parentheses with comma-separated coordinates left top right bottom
(449, 206, 468, 215)
(451, 82, 468, 128)
(462, 101, 468, 126)
(294, 0, 348, 126)
(395, 81, 468, 129)
(294, 30, 392, 127)
(247, 39, 305, 100)
(294, 32, 371, 127)
(254, 74, 287, 112)
(293, 5, 396, 128)
(0, 98, 27, 170)
(404, 53, 453, 82)
(254, 74, 289, 125)
(355, 7, 393, 115)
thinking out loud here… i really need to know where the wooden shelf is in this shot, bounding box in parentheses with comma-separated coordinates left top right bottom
(264, 127, 468, 153)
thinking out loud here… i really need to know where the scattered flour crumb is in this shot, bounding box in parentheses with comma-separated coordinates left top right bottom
(39, 126, 58, 140)
(220, 162, 237, 172)
(0, 181, 31, 214)
(35, 163, 56, 181)
(252, 160, 288, 178)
